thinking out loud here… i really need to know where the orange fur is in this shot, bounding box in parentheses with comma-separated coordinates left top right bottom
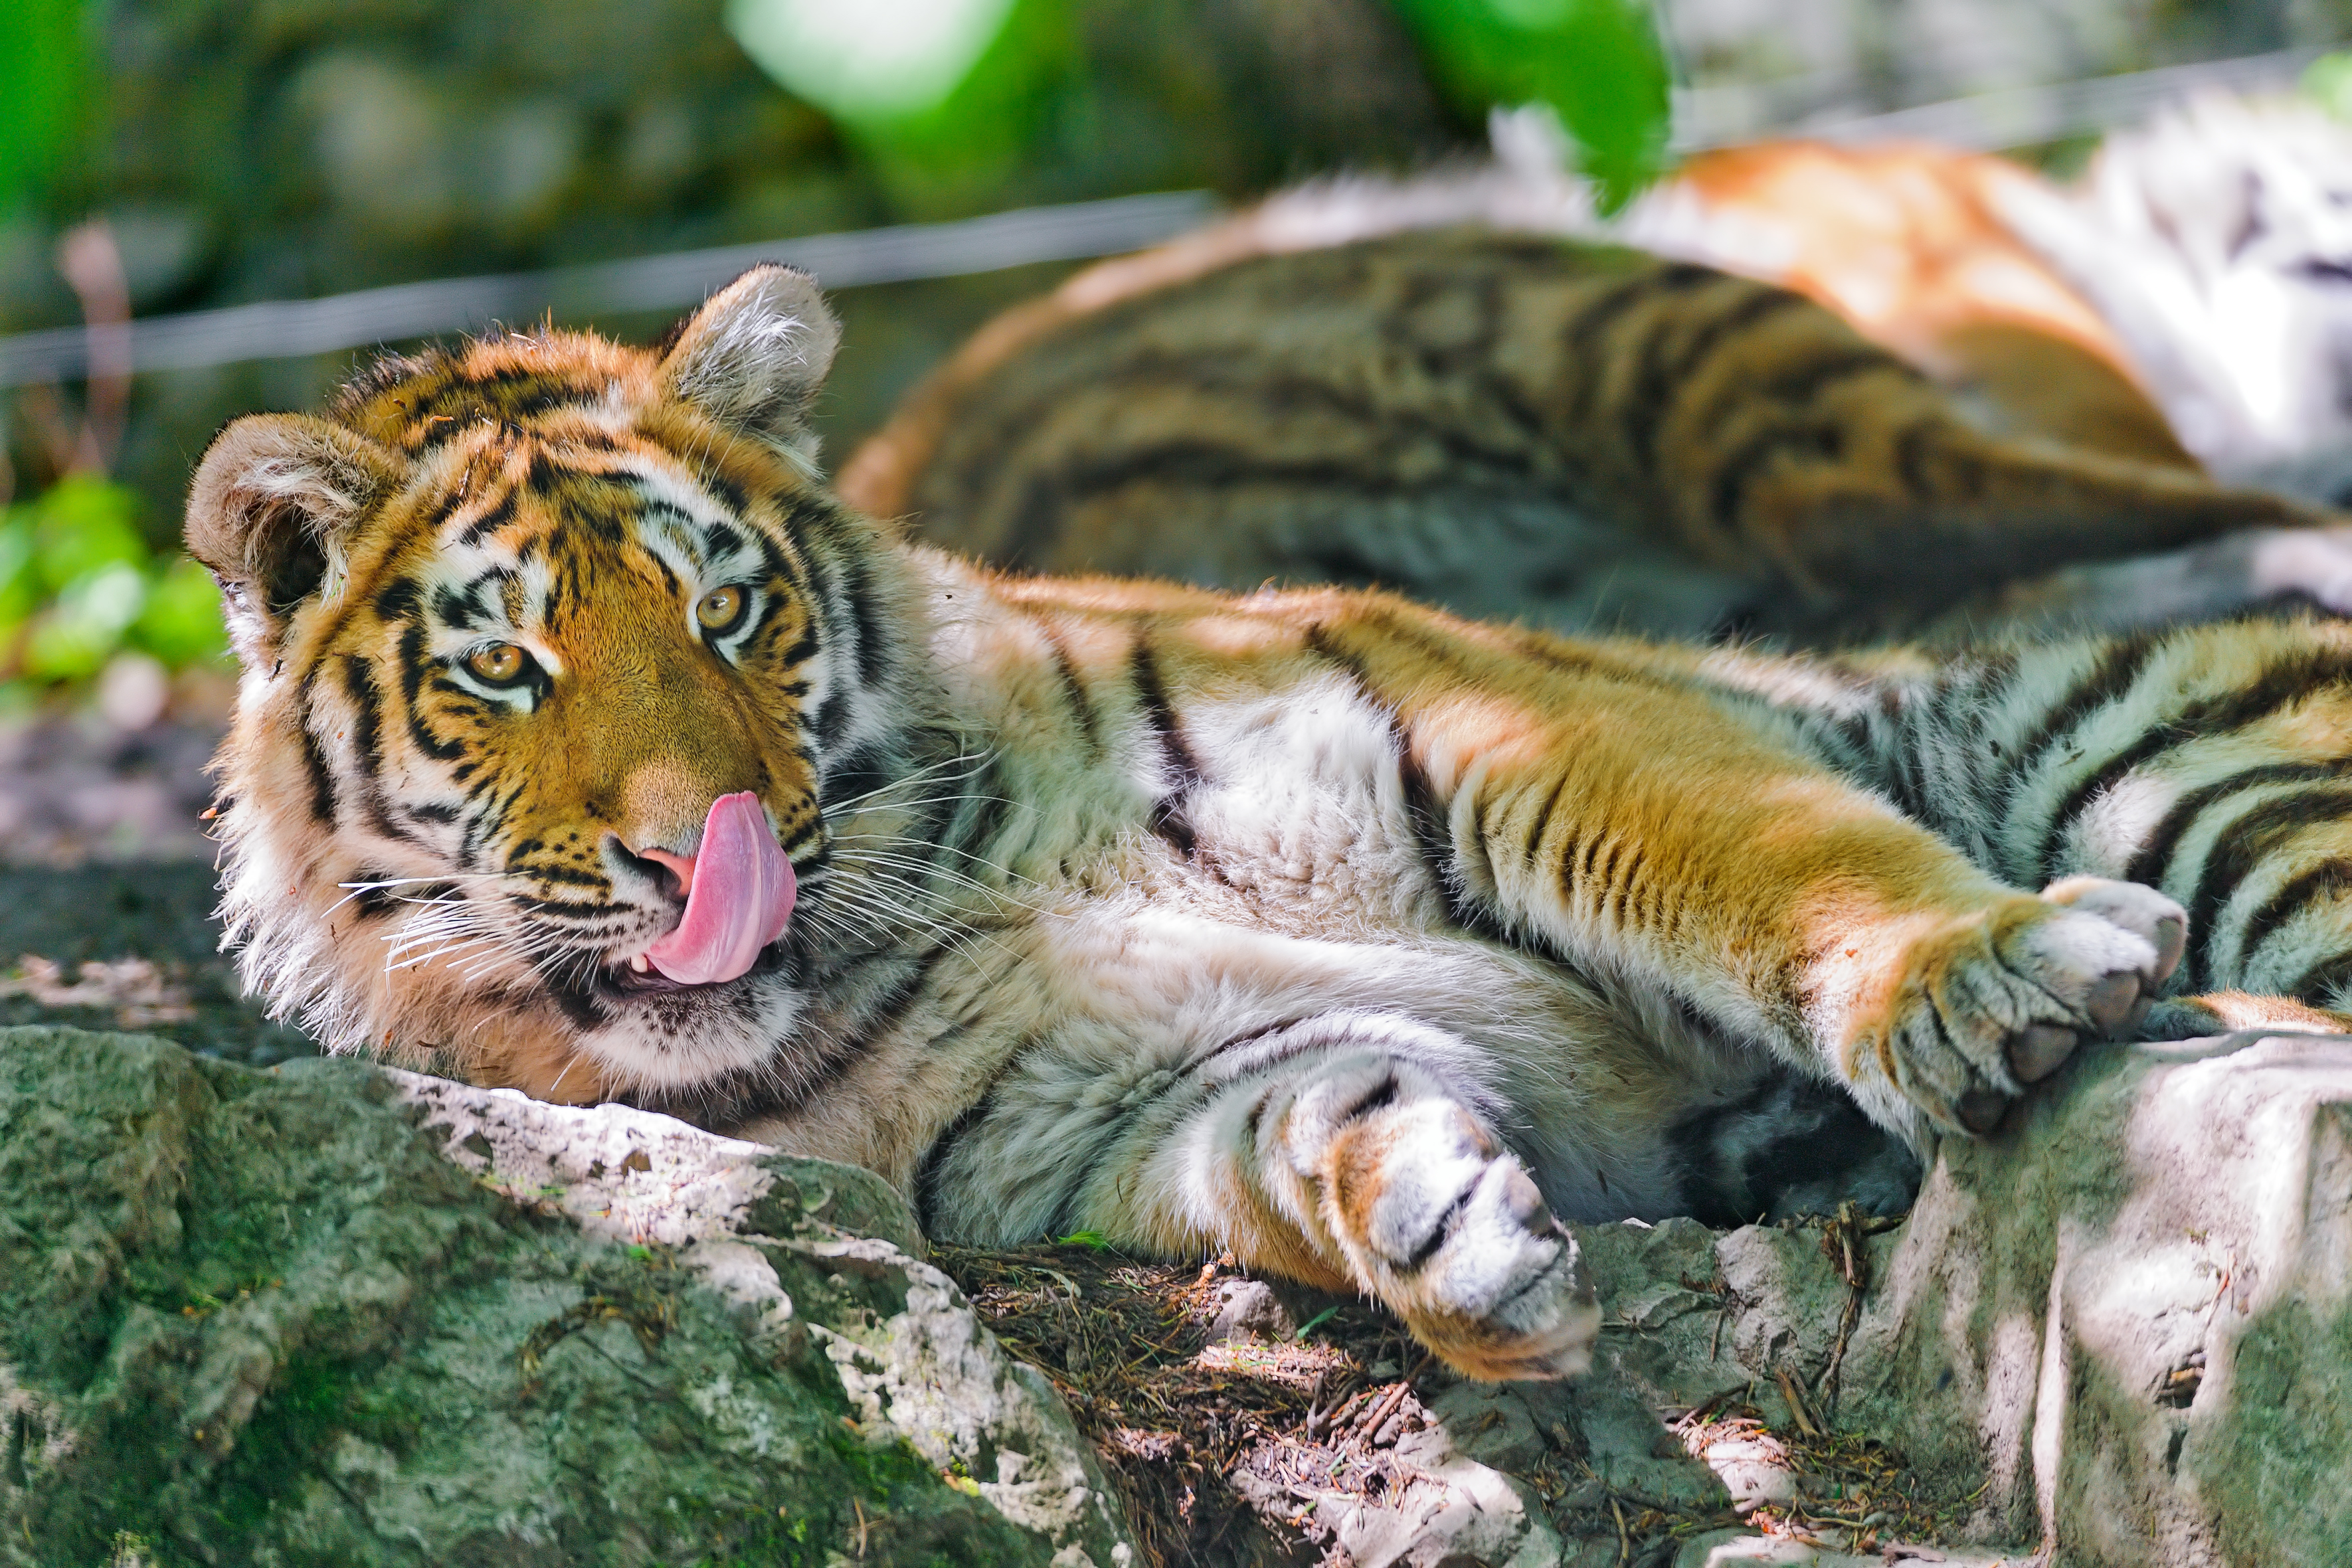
(1667, 141, 2193, 468)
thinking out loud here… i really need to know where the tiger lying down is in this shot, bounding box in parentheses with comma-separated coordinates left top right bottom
(186, 266, 2352, 1381)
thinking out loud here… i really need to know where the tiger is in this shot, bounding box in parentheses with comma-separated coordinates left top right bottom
(187, 264, 2352, 1383)
(1617, 134, 2200, 472)
(1989, 93, 2352, 502)
(838, 157, 2352, 645)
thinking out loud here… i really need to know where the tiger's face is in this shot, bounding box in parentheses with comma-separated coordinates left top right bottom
(187, 268, 921, 1108)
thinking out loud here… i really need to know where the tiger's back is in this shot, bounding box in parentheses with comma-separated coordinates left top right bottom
(846, 223, 2335, 646)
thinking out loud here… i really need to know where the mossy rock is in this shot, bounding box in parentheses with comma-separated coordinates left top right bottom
(0, 1025, 1057, 1567)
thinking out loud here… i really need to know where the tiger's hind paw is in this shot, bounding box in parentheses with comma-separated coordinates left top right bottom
(1297, 1071, 1599, 1381)
(1867, 876, 2184, 1136)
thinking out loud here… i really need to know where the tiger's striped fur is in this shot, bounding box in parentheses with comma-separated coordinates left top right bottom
(841, 220, 2350, 646)
(187, 268, 2352, 1380)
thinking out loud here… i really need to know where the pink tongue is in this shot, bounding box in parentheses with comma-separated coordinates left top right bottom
(643, 792, 796, 985)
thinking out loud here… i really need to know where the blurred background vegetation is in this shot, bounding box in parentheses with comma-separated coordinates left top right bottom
(0, 0, 2343, 717)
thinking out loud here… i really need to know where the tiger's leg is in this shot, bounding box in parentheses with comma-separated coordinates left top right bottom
(1763, 623, 2352, 1045)
(1208, 1042, 1597, 1381)
(1323, 612, 2191, 1141)
(924, 1013, 1604, 1381)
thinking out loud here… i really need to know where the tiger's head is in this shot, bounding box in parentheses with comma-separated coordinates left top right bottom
(187, 267, 931, 1113)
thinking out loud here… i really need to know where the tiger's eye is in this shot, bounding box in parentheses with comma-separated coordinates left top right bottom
(696, 584, 747, 633)
(466, 643, 528, 684)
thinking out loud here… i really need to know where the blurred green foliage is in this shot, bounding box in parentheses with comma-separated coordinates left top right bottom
(729, 0, 1085, 214)
(723, 0, 1671, 213)
(1, 0, 1669, 707)
(0, 476, 228, 689)
(0, 0, 88, 213)
(2305, 50, 2352, 120)
(1386, 0, 1670, 207)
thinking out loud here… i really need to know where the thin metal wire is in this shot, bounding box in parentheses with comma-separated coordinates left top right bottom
(0, 189, 1219, 388)
(4, 43, 2332, 386)
(1671, 44, 2329, 154)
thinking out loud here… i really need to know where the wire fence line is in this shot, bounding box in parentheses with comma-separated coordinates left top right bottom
(1674, 44, 2327, 153)
(1, 44, 2332, 389)
(0, 190, 1220, 389)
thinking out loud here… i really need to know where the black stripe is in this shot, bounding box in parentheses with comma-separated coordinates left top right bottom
(517, 863, 608, 889)
(1890, 415, 1983, 501)
(1561, 263, 1716, 363)
(2240, 857, 2352, 986)
(812, 691, 852, 748)
(397, 624, 470, 762)
(840, 549, 891, 691)
(347, 875, 401, 920)
(2039, 647, 2352, 878)
(298, 669, 339, 824)
(2006, 638, 2161, 806)
(1707, 420, 1845, 535)
(336, 654, 424, 847)
(1044, 627, 1101, 756)
(820, 739, 893, 808)
(1395, 714, 1495, 937)
(749, 513, 810, 601)
(698, 466, 751, 519)
(1523, 770, 1576, 865)
(508, 893, 622, 917)
(432, 583, 483, 631)
(455, 492, 517, 547)
(994, 435, 1534, 571)
(776, 623, 820, 671)
(2290, 950, 2352, 1009)
(854, 946, 954, 1046)
(2185, 787, 2352, 986)
(1130, 637, 1202, 856)
(914, 1100, 992, 1238)
(373, 578, 422, 624)
(945, 766, 1015, 872)
(1754, 346, 1912, 406)
(1625, 286, 1809, 464)
(2122, 761, 2351, 887)
(339, 655, 386, 776)
(1406, 1187, 1475, 1270)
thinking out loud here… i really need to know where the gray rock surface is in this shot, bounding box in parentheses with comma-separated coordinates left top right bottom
(10, 1016, 2352, 1566)
(0, 1025, 1133, 1567)
(0, 863, 315, 1067)
(1835, 1031, 2352, 1565)
(1568, 1029, 2352, 1567)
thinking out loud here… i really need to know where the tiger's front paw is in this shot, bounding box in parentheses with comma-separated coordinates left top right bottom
(1862, 876, 2185, 1136)
(1289, 1063, 1599, 1381)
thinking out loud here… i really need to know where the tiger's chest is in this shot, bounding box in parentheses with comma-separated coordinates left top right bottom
(760, 651, 1773, 1207)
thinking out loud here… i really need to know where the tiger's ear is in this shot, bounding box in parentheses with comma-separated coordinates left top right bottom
(185, 412, 404, 665)
(659, 264, 840, 457)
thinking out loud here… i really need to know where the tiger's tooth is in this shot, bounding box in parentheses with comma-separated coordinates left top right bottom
(630, 954, 650, 973)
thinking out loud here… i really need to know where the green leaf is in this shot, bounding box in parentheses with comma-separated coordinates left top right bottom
(1054, 1230, 1111, 1251)
(23, 560, 145, 681)
(0, 0, 89, 211)
(727, 0, 1073, 215)
(2306, 52, 2352, 122)
(0, 513, 39, 632)
(31, 474, 148, 594)
(1386, 0, 1671, 211)
(130, 555, 229, 670)
(1293, 1304, 1342, 1340)
(727, 0, 1018, 123)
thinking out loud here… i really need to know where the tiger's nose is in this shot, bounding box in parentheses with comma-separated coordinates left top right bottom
(611, 835, 694, 903)
(636, 845, 697, 898)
